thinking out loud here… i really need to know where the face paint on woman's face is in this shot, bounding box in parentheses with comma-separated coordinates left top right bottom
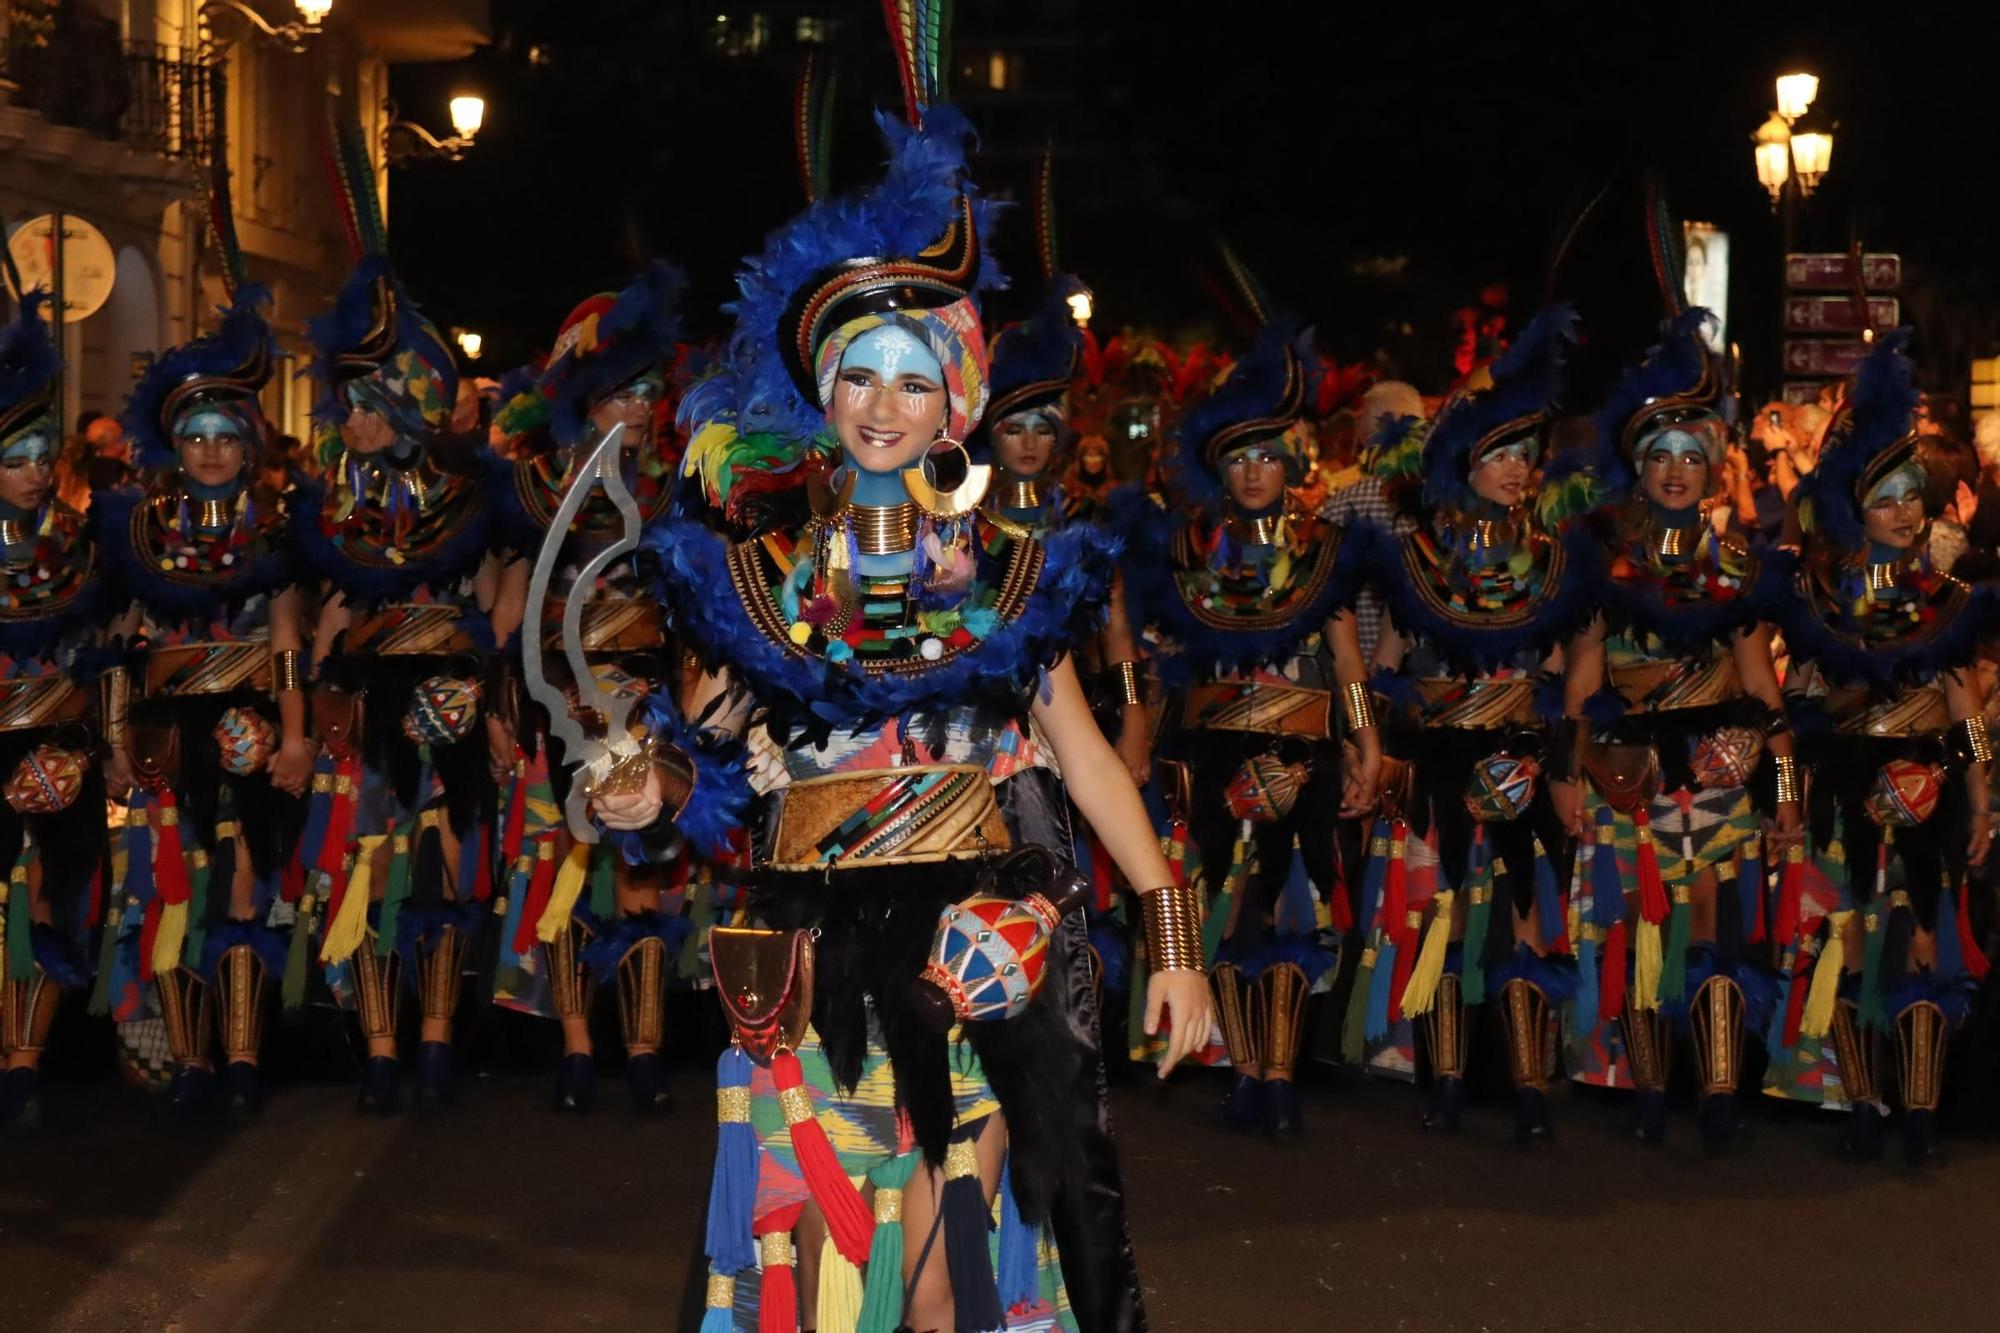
(590, 371, 665, 441)
(1863, 463, 1927, 550)
(0, 428, 54, 514)
(994, 409, 1059, 477)
(1469, 437, 1538, 508)
(1223, 445, 1287, 511)
(1640, 428, 1712, 511)
(176, 407, 250, 490)
(827, 324, 947, 476)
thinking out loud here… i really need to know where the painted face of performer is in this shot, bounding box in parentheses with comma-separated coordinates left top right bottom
(993, 408, 1059, 478)
(827, 324, 948, 476)
(1470, 435, 1538, 509)
(0, 426, 54, 513)
(340, 398, 396, 456)
(1639, 427, 1711, 512)
(1078, 437, 1109, 480)
(175, 404, 254, 492)
(1863, 462, 1927, 550)
(1223, 444, 1287, 512)
(589, 371, 663, 446)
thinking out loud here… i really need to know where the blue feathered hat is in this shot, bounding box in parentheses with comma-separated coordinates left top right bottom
(982, 275, 1086, 431)
(305, 254, 458, 427)
(1798, 331, 1921, 553)
(1578, 307, 1721, 503)
(121, 284, 276, 471)
(0, 292, 59, 448)
(1168, 321, 1310, 509)
(1421, 304, 1575, 514)
(540, 261, 685, 449)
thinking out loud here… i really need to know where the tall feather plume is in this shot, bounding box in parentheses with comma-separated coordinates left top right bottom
(1035, 139, 1058, 280)
(1216, 239, 1273, 331)
(882, 0, 949, 125)
(1543, 177, 1612, 304)
(201, 66, 249, 298)
(794, 53, 837, 204)
(1645, 173, 1686, 320)
(320, 106, 387, 261)
(1420, 304, 1576, 515)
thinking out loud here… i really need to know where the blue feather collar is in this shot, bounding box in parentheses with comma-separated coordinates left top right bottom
(95, 487, 297, 626)
(1781, 559, 1993, 690)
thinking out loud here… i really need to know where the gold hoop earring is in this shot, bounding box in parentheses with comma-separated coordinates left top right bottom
(902, 437, 991, 518)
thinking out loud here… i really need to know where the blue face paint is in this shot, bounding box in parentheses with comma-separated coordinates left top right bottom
(2, 428, 53, 468)
(176, 407, 247, 445)
(1642, 429, 1711, 467)
(1865, 464, 1925, 509)
(840, 324, 943, 384)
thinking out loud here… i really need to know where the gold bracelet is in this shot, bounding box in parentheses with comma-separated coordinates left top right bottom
(99, 665, 130, 749)
(1961, 714, 1996, 764)
(1772, 753, 1802, 806)
(272, 648, 303, 694)
(1109, 660, 1143, 708)
(1142, 881, 1205, 975)
(1341, 680, 1378, 733)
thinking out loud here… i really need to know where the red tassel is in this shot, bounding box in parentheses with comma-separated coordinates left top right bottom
(1633, 809, 1667, 925)
(754, 1201, 806, 1333)
(1382, 822, 1416, 1019)
(1167, 820, 1190, 888)
(1744, 848, 1767, 945)
(317, 757, 361, 876)
(1774, 846, 1805, 946)
(470, 822, 494, 902)
(772, 1049, 874, 1266)
(1326, 836, 1355, 934)
(1598, 919, 1628, 1022)
(281, 859, 306, 904)
(153, 791, 192, 907)
(1957, 879, 1991, 979)
(1781, 961, 1810, 1047)
(512, 838, 558, 955)
(1088, 834, 1117, 913)
(85, 862, 103, 929)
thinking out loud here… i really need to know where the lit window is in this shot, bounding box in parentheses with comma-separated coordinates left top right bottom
(987, 50, 1014, 90)
(712, 12, 769, 56)
(796, 16, 827, 43)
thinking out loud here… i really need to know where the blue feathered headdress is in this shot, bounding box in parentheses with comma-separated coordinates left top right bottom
(1421, 304, 1575, 514)
(121, 285, 276, 471)
(0, 292, 58, 446)
(980, 274, 1086, 437)
(541, 260, 686, 449)
(1569, 307, 1720, 504)
(1797, 331, 1920, 554)
(305, 254, 458, 426)
(1167, 321, 1309, 510)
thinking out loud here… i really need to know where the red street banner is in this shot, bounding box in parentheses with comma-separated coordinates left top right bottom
(1783, 295, 1900, 333)
(1784, 253, 1902, 291)
(1783, 339, 1871, 377)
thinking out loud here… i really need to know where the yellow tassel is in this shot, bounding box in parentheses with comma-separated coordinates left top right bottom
(1634, 917, 1663, 1012)
(537, 841, 593, 944)
(150, 899, 189, 978)
(319, 834, 387, 964)
(1800, 910, 1851, 1038)
(815, 1233, 864, 1333)
(1398, 890, 1455, 1018)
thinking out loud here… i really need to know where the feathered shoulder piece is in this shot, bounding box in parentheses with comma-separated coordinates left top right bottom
(305, 254, 458, 428)
(1419, 304, 1575, 517)
(1115, 485, 1356, 686)
(94, 484, 296, 625)
(122, 285, 276, 471)
(642, 512, 1116, 738)
(1166, 321, 1309, 510)
(982, 274, 1086, 430)
(0, 292, 58, 444)
(540, 261, 685, 449)
(1797, 332, 1919, 556)
(0, 500, 98, 660)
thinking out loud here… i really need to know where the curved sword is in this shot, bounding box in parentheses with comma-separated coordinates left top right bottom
(520, 422, 646, 842)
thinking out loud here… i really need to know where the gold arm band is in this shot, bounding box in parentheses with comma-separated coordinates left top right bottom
(715, 1086, 751, 1123)
(943, 1139, 981, 1181)
(1342, 680, 1378, 733)
(1772, 753, 1802, 806)
(705, 1273, 736, 1310)
(1110, 660, 1143, 708)
(272, 648, 303, 694)
(1959, 715, 1995, 764)
(1142, 880, 1206, 975)
(99, 665, 130, 748)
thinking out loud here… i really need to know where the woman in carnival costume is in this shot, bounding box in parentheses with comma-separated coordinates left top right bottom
(596, 27, 1204, 1330)
(98, 283, 311, 1117)
(1344, 308, 1591, 1142)
(1552, 308, 1796, 1150)
(1778, 334, 1992, 1167)
(293, 116, 506, 1114)
(1115, 321, 1374, 1138)
(0, 295, 104, 1132)
(489, 263, 692, 1115)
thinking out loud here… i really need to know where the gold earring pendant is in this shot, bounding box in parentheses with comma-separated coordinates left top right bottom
(901, 437, 990, 519)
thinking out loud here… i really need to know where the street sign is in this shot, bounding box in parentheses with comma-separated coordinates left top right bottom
(6, 214, 117, 321)
(1784, 252, 1902, 291)
(1783, 339, 1871, 377)
(1783, 295, 1900, 333)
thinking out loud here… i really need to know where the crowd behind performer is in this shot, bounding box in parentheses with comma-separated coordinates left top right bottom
(596, 28, 1202, 1326)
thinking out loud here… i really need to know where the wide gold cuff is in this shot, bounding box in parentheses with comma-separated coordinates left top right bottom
(1142, 880, 1205, 975)
(273, 648, 303, 694)
(1773, 753, 1802, 806)
(100, 665, 131, 748)
(1959, 714, 1995, 764)
(1109, 660, 1143, 708)
(1341, 680, 1378, 733)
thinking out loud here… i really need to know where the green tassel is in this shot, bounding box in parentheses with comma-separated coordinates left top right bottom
(1461, 885, 1493, 1006)
(1341, 940, 1377, 1064)
(1858, 900, 1887, 1029)
(588, 847, 616, 921)
(376, 829, 414, 959)
(1201, 836, 1252, 965)
(88, 896, 127, 1015)
(856, 1150, 921, 1331)
(183, 848, 214, 971)
(680, 878, 715, 981)
(6, 851, 33, 984)
(282, 894, 318, 1011)
(1659, 894, 1692, 1004)
(1125, 931, 1150, 1060)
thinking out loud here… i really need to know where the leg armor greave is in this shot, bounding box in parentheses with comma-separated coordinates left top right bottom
(1254, 962, 1310, 1081)
(545, 920, 593, 1022)
(418, 924, 469, 1025)
(615, 935, 667, 1057)
(351, 936, 402, 1044)
(2, 966, 62, 1056)
(1210, 961, 1257, 1069)
(156, 967, 214, 1068)
(1419, 973, 1469, 1081)
(1498, 978, 1557, 1091)
(1895, 999, 1947, 1114)
(1687, 974, 1745, 1098)
(1620, 1000, 1673, 1094)
(215, 944, 268, 1066)
(1830, 999, 1880, 1106)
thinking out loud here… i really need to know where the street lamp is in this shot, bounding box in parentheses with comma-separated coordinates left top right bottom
(454, 328, 483, 360)
(1066, 288, 1093, 327)
(1774, 72, 1818, 122)
(384, 94, 486, 165)
(1753, 112, 1792, 207)
(1788, 114, 1834, 195)
(197, 0, 330, 54)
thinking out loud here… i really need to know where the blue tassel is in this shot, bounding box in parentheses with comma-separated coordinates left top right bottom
(125, 795, 156, 910)
(296, 754, 335, 871)
(995, 1158, 1039, 1314)
(704, 1046, 759, 1275)
(1275, 839, 1316, 938)
(1355, 818, 1390, 940)
(1737, 843, 1764, 943)
(698, 1295, 735, 1333)
(456, 818, 482, 901)
(1590, 807, 1624, 927)
(1574, 933, 1599, 1032)
(1532, 837, 1564, 950)
(1363, 935, 1397, 1041)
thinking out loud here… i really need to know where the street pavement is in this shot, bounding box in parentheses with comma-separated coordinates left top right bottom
(5, 1043, 1998, 1332)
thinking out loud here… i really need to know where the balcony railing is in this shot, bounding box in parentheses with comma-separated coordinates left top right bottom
(5, 7, 221, 164)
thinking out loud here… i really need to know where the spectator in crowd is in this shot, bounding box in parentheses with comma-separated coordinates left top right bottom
(1324, 379, 1425, 665)
(83, 411, 133, 493)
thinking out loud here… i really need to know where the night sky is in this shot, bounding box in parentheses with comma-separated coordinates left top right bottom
(386, 0, 2000, 406)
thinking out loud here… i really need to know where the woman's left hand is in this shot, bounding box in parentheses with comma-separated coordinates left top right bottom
(1969, 811, 1992, 868)
(266, 736, 316, 797)
(1144, 968, 1212, 1078)
(1770, 798, 1803, 849)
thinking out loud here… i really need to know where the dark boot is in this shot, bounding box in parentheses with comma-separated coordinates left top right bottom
(1, 1065, 41, 1133)
(617, 935, 672, 1116)
(553, 1052, 597, 1114)
(1211, 962, 1261, 1133)
(164, 1064, 217, 1118)
(414, 1041, 456, 1107)
(1620, 999, 1671, 1147)
(1419, 974, 1468, 1134)
(626, 1052, 671, 1116)
(1499, 978, 1557, 1146)
(1689, 973, 1746, 1153)
(351, 940, 402, 1116)
(215, 942, 269, 1118)
(545, 921, 595, 1115)
(358, 1055, 401, 1116)
(1831, 998, 1883, 1161)
(1255, 963, 1309, 1138)
(221, 1062, 263, 1117)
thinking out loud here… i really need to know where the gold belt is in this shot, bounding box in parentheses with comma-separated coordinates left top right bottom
(1607, 655, 1741, 712)
(767, 764, 1011, 872)
(145, 642, 270, 696)
(543, 596, 666, 655)
(0, 675, 87, 732)
(1410, 677, 1539, 729)
(1830, 684, 1949, 738)
(1181, 681, 1331, 738)
(348, 604, 477, 656)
